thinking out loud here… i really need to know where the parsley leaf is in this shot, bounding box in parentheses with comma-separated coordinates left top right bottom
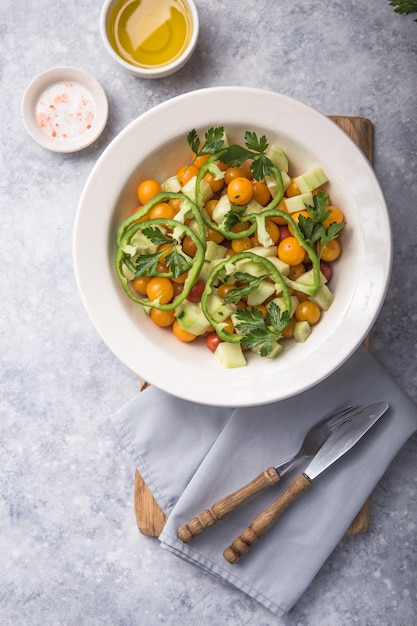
(234, 302, 291, 357)
(134, 228, 190, 278)
(223, 206, 247, 231)
(295, 191, 346, 249)
(389, 0, 417, 19)
(218, 131, 275, 181)
(223, 273, 263, 304)
(187, 126, 225, 157)
(141, 227, 172, 246)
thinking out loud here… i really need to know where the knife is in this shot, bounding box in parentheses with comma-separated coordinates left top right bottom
(223, 400, 389, 564)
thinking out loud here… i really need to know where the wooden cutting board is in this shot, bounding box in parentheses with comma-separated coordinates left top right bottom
(134, 116, 374, 538)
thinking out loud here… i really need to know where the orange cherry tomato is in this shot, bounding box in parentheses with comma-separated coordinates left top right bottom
(204, 199, 218, 219)
(182, 236, 197, 257)
(177, 163, 199, 186)
(149, 202, 177, 220)
(193, 154, 210, 169)
(241, 160, 253, 180)
(206, 228, 224, 244)
(285, 178, 301, 197)
(320, 238, 341, 262)
(203, 172, 225, 193)
(227, 177, 254, 205)
(252, 181, 271, 206)
(137, 179, 162, 204)
(231, 236, 252, 253)
(224, 167, 245, 185)
(217, 283, 235, 299)
(295, 301, 321, 325)
(172, 321, 197, 342)
(146, 277, 174, 304)
(277, 236, 305, 265)
(150, 308, 175, 327)
(288, 263, 306, 281)
(131, 276, 150, 295)
(322, 205, 344, 228)
(281, 318, 296, 339)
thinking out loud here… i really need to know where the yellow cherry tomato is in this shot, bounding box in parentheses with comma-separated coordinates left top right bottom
(288, 263, 306, 281)
(146, 277, 174, 304)
(277, 236, 305, 265)
(224, 166, 245, 185)
(182, 236, 197, 257)
(150, 308, 175, 327)
(172, 321, 197, 342)
(252, 181, 271, 206)
(320, 238, 341, 262)
(295, 301, 321, 325)
(204, 199, 218, 219)
(177, 163, 199, 186)
(206, 228, 224, 244)
(281, 318, 296, 339)
(203, 171, 225, 193)
(131, 276, 151, 295)
(227, 177, 254, 205)
(323, 206, 344, 228)
(193, 154, 210, 169)
(149, 202, 177, 220)
(231, 236, 252, 253)
(268, 198, 290, 225)
(137, 179, 162, 204)
(285, 178, 301, 197)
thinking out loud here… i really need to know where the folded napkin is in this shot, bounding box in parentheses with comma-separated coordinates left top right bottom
(111, 346, 417, 615)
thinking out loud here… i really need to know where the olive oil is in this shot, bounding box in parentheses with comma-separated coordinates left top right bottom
(107, 0, 193, 69)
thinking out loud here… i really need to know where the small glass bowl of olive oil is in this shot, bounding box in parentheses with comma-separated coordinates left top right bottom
(100, 0, 199, 78)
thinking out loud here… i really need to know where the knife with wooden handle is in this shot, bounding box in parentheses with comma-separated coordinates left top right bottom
(223, 401, 389, 564)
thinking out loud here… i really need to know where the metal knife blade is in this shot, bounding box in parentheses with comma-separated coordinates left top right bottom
(304, 401, 389, 480)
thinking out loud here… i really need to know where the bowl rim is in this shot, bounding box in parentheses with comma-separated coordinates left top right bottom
(99, 0, 200, 78)
(73, 86, 392, 406)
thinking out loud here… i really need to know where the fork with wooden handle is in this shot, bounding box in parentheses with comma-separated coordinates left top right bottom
(177, 405, 358, 543)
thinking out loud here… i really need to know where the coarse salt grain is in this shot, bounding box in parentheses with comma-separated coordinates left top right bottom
(36, 81, 96, 140)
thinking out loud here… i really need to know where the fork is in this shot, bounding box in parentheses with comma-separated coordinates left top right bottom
(177, 405, 359, 543)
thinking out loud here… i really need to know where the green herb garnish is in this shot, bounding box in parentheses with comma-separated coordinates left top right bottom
(389, 0, 417, 19)
(219, 131, 274, 181)
(234, 302, 291, 357)
(187, 127, 226, 158)
(135, 227, 190, 278)
(296, 191, 346, 250)
(223, 272, 264, 304)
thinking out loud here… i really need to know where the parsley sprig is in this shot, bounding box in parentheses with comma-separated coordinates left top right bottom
(223, 206, 247, 231)
(389, 0, 417, 19)
(234, 302, 291, 357)
(187, 127, 226, 158)
(223, 272, 264, 304)
(134, 227, 190, 279)
(296, 191, 346, 250)
(219, 131, 275, 181)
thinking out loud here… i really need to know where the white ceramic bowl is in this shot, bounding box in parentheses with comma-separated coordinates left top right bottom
(100, 0, 199, 78)
(22, 67, 108, 153)
(73, 87, 392, 407)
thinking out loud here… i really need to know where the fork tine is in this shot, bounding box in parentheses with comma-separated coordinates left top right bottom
(326, 405, 360, 430)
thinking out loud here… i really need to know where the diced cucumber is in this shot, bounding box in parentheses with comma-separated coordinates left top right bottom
(309, 284, 334, 310)
(162, 176, 181, 193)
(247, 280, 276, 306)
(294, 321, 311, 343)
(269, 295, 299, 316)
(248, 245, 278, 258)
(206, 293, 235, 322)
(234, 258, 268, 278)
(296, 269, 327, 287)
(251, 341, 284, 358)
(264, 256, 290, 277)
(175, 302, 211, 336)
(284, 192, 314, 214)
(265, 171, 291, 196)
(294, 166, 328, 193)
(204, 240, 228, 261)
(213, 342, 247, 368)
(244, 198, 264, 215)
(181, 176, 213, 203)
(266, 144, 289, 172)
(212, 194, 232, 224)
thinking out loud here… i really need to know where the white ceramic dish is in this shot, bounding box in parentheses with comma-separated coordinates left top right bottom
(73, 87, 392, 407)
(22, 67, 108, 153)
(100, 0, 199, 78)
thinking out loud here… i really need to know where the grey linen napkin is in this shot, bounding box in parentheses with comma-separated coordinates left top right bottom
(111, 346, 417, 615)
